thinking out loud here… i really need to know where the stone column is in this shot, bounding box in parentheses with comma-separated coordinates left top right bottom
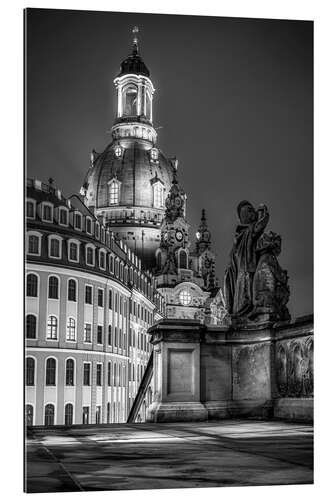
(147, 319, 208, 422)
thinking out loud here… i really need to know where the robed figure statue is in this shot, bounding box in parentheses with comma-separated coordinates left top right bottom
(224, 200, 269, 317)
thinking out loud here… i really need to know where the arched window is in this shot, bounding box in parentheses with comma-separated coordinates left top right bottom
(48, 276, 59, 299)
(123, 85, 138, 116)
(49, 237, 61, 258)
(113, 364, 117, 385)
(179, 250, 187, 269)
(86, 217, 92, 234)
(47, 315, 58, 340)
(145, 90, 151, 120)
(109, 180, 120, 205)
(44, 404, 55, 426)
(26, 273, 38, 297)
(67, 279, 76, 301)
(66, 318, 76, 341)
(153, 182, 164, 208)
(107, 402, 111, 423)
(64, 403, 73, 426)
(26, 315, 36, 339)
(65, 359, 75, 385)
(108, 361, 112, 386)
(26, 357, 35, 386)
(28, 234, 40, 255)
(108, 325, 112, 346)
(45, 358, 56, 386)
(69, 242, 79, 262)
(25, 404, 34, 426)
(86, 246, 95, 266)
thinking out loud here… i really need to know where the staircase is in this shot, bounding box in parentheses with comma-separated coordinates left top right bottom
(127, 352, 153, 423)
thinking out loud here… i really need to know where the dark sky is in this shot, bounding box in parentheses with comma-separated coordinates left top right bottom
(26, 8, 313, 318)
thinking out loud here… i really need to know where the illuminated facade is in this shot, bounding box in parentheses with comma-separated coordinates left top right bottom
(25, 179, 165, 426)
(82, 30, 176, 269)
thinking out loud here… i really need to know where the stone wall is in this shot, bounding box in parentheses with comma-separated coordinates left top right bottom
(148, 315, 313, 423)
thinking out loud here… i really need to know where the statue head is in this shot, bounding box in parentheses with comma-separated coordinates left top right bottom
(237, 200, 257, 224)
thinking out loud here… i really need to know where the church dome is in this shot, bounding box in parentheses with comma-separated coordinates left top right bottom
(118, 51, 150, 78)
(85, 140, 175, 211)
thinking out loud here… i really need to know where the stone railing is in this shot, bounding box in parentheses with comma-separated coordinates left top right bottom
(146, 316, 313, 423)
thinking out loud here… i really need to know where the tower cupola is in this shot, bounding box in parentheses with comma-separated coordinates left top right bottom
(112, 27, 156, 144)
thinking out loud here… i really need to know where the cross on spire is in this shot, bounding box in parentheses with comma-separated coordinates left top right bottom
(132, 26, 139, 54)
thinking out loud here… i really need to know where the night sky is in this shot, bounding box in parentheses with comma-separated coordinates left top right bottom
(26, 8, 313, 318)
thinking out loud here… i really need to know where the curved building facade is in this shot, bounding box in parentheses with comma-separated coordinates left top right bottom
(25, 178, 165, 426)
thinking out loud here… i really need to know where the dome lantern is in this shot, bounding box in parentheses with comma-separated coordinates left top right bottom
(112, 27, 156, 145)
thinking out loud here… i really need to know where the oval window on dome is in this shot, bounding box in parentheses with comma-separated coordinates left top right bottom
(150, 148, 159, 161)
(179, 289, 191, 306)
(114, 145, 122, 158)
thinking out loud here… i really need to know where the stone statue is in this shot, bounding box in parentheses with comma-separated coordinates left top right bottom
(252, 231, 290, 321)
(224, 201, 269, 317)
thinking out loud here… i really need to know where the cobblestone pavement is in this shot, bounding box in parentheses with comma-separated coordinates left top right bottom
(25, 419, 313, 493)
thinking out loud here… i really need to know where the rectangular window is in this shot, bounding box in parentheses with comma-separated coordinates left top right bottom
(110, 255, 114, 273)
(108, 362, 111, 386)
(108, 290, 113, 309)
(74, 213, 82, 230)
(59, 208, 68, 225)
(99, 252, 105, 269)
(86, 218, 92, 234)
(96, 364, 102, 386)
(108, 325, 112, 346)
(43, 204, 52, 221)
(115, 293, 118, 313)
(97, 325, 103, 344)
(86, 246, 94, 266)
(26, 201, 35, 218)
(95, 405, 101, 424)
(69, 242, 78, 261)
(98, 289, 104, 307)
(28, 235, 39, 255)
(85, 285, 93, 305)
(50, 238, 60, 258)
(84, 323, 92, 343)
(83, 363, 90, 386)
(82, 406, 89, 425)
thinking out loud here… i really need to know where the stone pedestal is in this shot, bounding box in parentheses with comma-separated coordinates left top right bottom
(147, 319, 208, 423)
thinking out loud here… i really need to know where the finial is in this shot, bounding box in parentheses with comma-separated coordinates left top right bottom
(132, 26, 139, 54)
(201, 209, 206, 221)
(48, 177, 54, 186)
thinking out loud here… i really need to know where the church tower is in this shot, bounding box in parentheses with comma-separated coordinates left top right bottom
(155, 177, 225, 325)
(82, 28, 176, 268)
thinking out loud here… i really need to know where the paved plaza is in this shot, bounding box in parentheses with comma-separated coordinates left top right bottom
(25, 419, 313, 493)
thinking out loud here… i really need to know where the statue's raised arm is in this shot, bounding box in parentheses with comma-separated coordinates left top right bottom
(254, 203, 269, 236)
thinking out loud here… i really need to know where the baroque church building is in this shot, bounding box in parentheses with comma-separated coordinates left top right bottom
(82, 30, 226, 326)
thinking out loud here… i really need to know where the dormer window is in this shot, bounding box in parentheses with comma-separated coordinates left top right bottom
(108, 179, 120, 205)
(42, 203, 53, 222)
(95, 222, 100, 240)
(59, 207, 69, 226)
(86, 217, 92, 235)
(153, 182, 164, 208)
(26, 199, 35, 219)
(150, 148, 158, 161)
(114, 145, 122, 158)
(74, 212, 82, 230)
